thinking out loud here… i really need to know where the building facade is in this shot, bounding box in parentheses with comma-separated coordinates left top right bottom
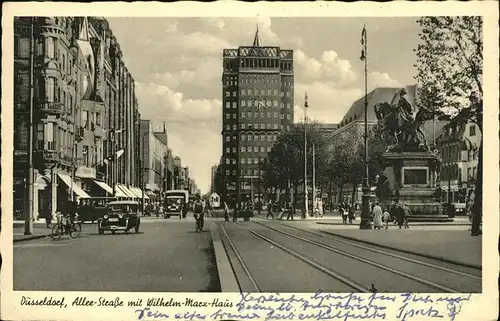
(210, 165, 218, 193)
(221, 28, 294, 205)
(13, 16, 142, 220)
(436, 120, 481, 204)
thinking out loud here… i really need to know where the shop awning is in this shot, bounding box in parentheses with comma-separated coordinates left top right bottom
(58, 174, 90, 198)
(117, 184, 135, 198)
(114, 185, 128, 198)
(93, 180, 113, 195)
(128, 187, 141, 198)
(133, 187, 149, 199)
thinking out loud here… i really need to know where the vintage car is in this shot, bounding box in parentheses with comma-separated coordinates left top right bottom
(97, 200, 141, 235)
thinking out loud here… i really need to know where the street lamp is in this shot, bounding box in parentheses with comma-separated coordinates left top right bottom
(303, 93, 309, 219)
(359, 25, 372, 229)
(25, 17, 35, 235)
(141, 131, 149, 214)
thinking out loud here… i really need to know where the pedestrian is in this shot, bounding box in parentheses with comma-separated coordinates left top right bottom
(286, 202, 294, 221)
(382, 208, 391, 230)
(348, 204, 355, 224)
(403, 203, 411, 229)
(372, 202, 383, 230)
(193, 194, 205, 232)
(342, 203, 348, 224)
(232, 203, 239, 222)
(392, 200, 404, 229)
(266, 200, 275, 220)
(223, 201, 230, 222)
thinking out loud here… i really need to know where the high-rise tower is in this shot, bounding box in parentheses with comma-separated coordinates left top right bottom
(221, 27, 294, 205)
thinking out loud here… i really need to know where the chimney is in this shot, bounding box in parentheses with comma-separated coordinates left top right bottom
(163, 121, 166, 133)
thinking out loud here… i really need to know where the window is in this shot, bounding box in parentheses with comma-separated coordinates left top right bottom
(241, 124, 246, 129)
(226, 158, 230, 164)
(241, 146, 246, 152)
(226, 147, 230, 153)
(232, 91, 237, 97)
(96, 112, 101, 126)
(287, 103, 291, 109)
(267, 124, 272, 129)
(281, 114, 285, 120)
(267, 89, 272, 95)
(274, 112, 278, 118)
(82, 111, 89, 129)
(232, 102, 237, 108)
(225, 113, 230, 120)
(273, 135, 277, 141)
(45, 78, 55, 102)
(232, 147, 236, 153)
(261, 89, 265, 95)
(260, 135, 265, 142)
(241, 112, 246, 118)
(225, 91, 230, 97)
(225, 125, 230, 131)
(225, 136, 230, 142)
(254, 170, 259, 176)
(241, 89, 246, 96)
(241, 158, 246, 164)
(280, 103, 284, 109)
(254, 146, 259, 152)
(241, 100, 246, 107)
(18, 37, 30, 58)
(232, 170, 236, 175)
(247, 100, 252, 107)
(232, 159, 236, 165)
(274, 89, 278, 95)
(226, 170, 230, 176)
(267, 146, 272, 152)
(241, 134, 246, 141)
(469, 125, 476, 136)
(46, 37, 55, 59)
(273, 124, 278, 129)
(225, 102, 230, 109)
(254, 89, 258, 95)
(232, 135, 237, 141)
(287, 114, 291, 120)
(260, 146, 265, 152)
(232, 113, 236, 119)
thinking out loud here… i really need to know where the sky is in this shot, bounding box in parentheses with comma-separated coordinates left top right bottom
(106, 17, 422, 194)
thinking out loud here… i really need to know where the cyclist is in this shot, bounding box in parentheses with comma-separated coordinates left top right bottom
(193, 194, 205, 232)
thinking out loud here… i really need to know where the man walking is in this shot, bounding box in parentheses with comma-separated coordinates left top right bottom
(266, 200, 275, 220)
(286, 202, 294, 221)
(193, 194, 205, 232)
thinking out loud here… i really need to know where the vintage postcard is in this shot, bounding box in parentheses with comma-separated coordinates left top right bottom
(1, 1, 498, 321)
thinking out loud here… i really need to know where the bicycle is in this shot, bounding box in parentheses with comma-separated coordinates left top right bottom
(50, 213, 82, 240)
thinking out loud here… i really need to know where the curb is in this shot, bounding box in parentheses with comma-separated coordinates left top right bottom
(210, 222, 240, 292)
(320, 230, 482, 270)
(13, 234, 48, 243)
(316, 222, 471, 227)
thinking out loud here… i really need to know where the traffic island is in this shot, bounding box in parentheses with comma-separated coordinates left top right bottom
(320, 228, 481, 269)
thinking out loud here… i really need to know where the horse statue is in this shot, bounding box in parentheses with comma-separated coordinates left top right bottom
(374, 88, 431, 152)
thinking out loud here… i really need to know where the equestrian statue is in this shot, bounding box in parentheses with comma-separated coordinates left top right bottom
(374, 88, 433, 153)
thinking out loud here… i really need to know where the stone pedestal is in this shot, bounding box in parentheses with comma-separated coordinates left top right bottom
(382, 151, 442, 216)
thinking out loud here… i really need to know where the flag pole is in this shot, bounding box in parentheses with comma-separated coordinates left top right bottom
(360, 25, 372, 229)
(25, 17, 35, 235)
(303, 93, 308, 219)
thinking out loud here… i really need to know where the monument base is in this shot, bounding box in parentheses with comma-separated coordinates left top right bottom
(382, 151, 443, 216)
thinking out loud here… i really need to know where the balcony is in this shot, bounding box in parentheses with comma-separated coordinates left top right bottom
(38, 101, 63, 115)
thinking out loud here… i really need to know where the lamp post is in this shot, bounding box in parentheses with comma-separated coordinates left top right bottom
(312, 142, 316, 213)
(141, 131, 149, 214)
(303, 93, 309, 219)
(25, 17, 35, 235)
(359, 25, 372, 229)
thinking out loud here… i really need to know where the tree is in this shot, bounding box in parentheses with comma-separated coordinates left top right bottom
(415, 17, 483, 235)
(263, 121, 330, 206)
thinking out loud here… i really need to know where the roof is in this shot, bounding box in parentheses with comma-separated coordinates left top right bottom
(107, 200, 140, 206)
(339, 87, 403, 127)
(317, 123, 339, 131)
(153, 132, 168, 146)
(253, 26, 262, 47)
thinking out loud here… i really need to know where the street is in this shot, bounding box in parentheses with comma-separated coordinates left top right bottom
(14, 216, 481, 293)
(14, 217, 220, 292)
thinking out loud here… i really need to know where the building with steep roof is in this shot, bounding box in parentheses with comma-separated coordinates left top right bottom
(221, 27, 294, 204)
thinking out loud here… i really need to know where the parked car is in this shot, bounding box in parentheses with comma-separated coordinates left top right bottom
(97, 200, 141, 235)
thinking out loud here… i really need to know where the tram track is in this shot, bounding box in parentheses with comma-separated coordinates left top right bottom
(217, 220, 480, 293)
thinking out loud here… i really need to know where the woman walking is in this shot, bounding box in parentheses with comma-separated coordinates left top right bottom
(372, 202, 383, 230)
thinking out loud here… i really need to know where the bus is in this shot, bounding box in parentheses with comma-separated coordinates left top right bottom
(164, 190, 189, 219)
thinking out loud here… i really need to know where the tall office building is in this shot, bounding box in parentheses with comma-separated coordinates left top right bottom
(221, 27, 294, 204)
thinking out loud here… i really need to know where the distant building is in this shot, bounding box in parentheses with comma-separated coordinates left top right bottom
(436, 120, 481, 204)
(210, 165, 218, 193)
(221, 27, 294, 204)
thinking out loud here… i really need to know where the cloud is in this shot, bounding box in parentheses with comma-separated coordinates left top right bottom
(368, 71, 405, 91)
(295, 50, 357, 85)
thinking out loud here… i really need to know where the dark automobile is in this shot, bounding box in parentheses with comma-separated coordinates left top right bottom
(78, 197, 116, 222)
(97, 200, 141, 235)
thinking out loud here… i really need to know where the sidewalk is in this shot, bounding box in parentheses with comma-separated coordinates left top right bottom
(13, 224, 51, 242)
(319, 228, 481, 268)
(317, 217, 471, 226)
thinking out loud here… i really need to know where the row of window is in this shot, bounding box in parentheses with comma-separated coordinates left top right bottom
(225, 169, 263, 176)
(224, 146, 272, 154)
(241, 111, 292, 120)
(224, 133, 279, 142)
(222, 75, 293, 87)
(223, 124, 291, 131)
(224, 89, 293, 98)
(35, 122, 103, 167)
(224, 100, 293, 109)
